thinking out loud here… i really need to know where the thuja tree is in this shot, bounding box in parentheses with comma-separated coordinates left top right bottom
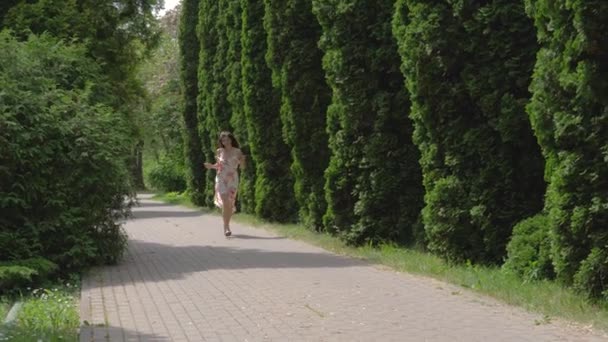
(224, 0, 256, 213)
(526, 0, 608, 299)
(393, 0, 545, 263)
(241, 0, 296, 221)
(197, 0, 220, 206)
(263, 0, 331, 230)
(313, 0, 424, 244)
(179, 0, 206, 205)
(208, 0, 233, 133)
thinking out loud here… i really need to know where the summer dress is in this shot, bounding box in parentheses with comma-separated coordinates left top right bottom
(214, 148, 240, 212)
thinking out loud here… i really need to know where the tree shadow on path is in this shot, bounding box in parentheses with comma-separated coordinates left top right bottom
(92, 239, 366, 287)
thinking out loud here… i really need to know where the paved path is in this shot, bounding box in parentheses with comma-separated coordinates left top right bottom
(80, 194, 607, 342)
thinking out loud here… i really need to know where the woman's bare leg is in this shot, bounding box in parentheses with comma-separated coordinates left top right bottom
(221, 194, 233, 235)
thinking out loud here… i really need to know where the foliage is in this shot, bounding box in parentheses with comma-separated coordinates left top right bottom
(393, 0, 545, 263)
(197, 0, 222, 207)
(240, 0, 296, 222)
(147, 154, 187, 192)
(504, 214, 554, 282)
(0, 258, 57, 294)
(226, 0, 256, 214)
(525, 0, 608, 299)
(313, 0, 423, 244)
(3, 0, 163, 188)
(0, 285, 79, 341)
(139, 8, 187, 193)
(179, 0, 207, 206)
(263, 0, 331, 230)
(0, 32, 131, 271)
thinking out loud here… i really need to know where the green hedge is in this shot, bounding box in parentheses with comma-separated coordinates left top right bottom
(525, 0, 608, 300)
(0, 32, 131, 270)
(0, 258, 57, 294)
(240, 0, 296, 222)
(504, 214, 554, 282)
(263, 0, 331, 230)
(225, 0, 256, 214)
(313, 0, 423, 244)
(197, 0, 221, 207)
(179, 0, 207, 206)
(147, 154, 187, 192)
(393, 0, 545, 263)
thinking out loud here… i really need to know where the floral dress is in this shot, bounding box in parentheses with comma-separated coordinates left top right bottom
(214, 148, 241, 212)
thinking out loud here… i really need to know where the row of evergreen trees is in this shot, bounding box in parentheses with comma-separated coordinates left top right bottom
(179, 0, 607, 301)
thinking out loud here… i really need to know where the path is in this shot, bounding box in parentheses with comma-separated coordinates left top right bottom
(79, 194, 607, 342)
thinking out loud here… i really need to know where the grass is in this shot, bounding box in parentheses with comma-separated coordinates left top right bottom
(0, 280, 80, 342)
(152, 191, 608, 334)
(0, 299, 9, 321)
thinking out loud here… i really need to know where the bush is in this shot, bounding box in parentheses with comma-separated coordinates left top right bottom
(225, 0, 257, 214)
(574, 248, 608, 301)
(525, 0, 608, 300)
(504, 214, 554, 282)
(179, 0, 207, 207)
(0, 258, 57, 294)
(393, 0, 545, 263)
(313, 0, 423, 244)
(147, 155, 187, 192)
(264, 0, 331, 230)
(240, 0, 297, 222)
(0, 31, 132, 271)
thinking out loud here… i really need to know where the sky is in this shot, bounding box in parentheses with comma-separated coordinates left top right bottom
(158, 0, 180, 16)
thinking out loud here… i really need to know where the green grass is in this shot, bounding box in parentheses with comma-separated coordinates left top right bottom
(0, 299, 9, 321)
(0, 281, 80, 342)
(151, 191, 608, 333)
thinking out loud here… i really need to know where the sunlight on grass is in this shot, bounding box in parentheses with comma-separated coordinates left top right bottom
(151, 191, 608, 333)
(0, 283, 79, 342)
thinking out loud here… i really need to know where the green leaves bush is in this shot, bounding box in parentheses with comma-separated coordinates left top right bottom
(147, 155, 187, 192)
(241, 0, 296, 222)
(504, 214, 554, 282)
(0, 31, 131, 272)
(525, 0, 608, 299)
(393, 0, 545, 263)
(313, 0, 423, 245)
(264, 0, 331, 230)
(0, 258, 57, 293)
(179, 0, 207, 206)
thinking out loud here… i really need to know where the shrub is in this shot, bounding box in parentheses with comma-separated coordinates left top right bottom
(393, 0, 545, 263)
(0, 31, 132, 271)
(263, 0, 331, 230)
(147, 155, 187, 192)
(0, 258, 57, 294)
(313, 0, 423, 244)
(504, 214, 554, 281)
(240, 0, 297, 222)
(525, 0, 608, 299)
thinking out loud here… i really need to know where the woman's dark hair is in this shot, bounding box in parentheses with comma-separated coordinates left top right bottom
(218, 131, 240, 148)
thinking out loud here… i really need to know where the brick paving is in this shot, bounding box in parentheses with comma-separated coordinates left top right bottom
(80, 194, 608, 341)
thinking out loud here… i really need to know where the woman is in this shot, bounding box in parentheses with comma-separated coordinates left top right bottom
(204, 131, 246, 236)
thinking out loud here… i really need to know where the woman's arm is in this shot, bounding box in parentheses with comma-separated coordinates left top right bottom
(204, 149, 221, 169)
